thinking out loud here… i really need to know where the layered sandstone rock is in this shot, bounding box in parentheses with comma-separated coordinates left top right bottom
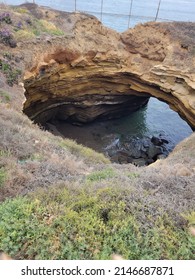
(23, 10, 195, 129)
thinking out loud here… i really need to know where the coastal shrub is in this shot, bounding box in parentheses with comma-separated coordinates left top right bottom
(86, 168, 115, 182)
(14, 21, 23, 31)
(6, 69, 22, 86)
(183, 212, 195, 226)
(30, 153, 45, 162)
(14, 29, 35, 41)
(14, 7, 29, 14)
(39, 19, 64, 35)
(127, 172, 140, 179)
(59, 139, 110, 164)
(31, 19, 64, 36)
(0, 29, 11, 43)
(0, 150, 11, 158)
(183, 212, 195, 249)
(3, 52, 13, 60)
(0, 28, 16, 48)
(0, 90, 11, 103)
(0, 186, 194, 260)
(0, 12, 12, 24)
(0, 59, 21, 86)
(0, 108, 36, 159)
(0, 167, 6, 188)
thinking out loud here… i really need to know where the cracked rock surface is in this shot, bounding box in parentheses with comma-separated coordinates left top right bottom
(22, 9, 195, 129)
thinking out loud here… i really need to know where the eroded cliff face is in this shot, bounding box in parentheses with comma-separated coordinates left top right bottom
(23, 12, 195, 129)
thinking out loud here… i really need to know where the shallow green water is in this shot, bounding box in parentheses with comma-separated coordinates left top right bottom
(56, 98, 192, 156)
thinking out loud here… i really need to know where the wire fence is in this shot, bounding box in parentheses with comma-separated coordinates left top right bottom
(3, 0, 195, 31)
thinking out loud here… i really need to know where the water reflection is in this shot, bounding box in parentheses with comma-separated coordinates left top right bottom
(112, 102, 148, 138)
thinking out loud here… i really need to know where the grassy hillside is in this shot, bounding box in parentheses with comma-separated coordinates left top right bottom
(0, 185, 194, 260)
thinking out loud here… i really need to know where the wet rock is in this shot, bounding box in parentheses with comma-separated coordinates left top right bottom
(107, 149, 116, 157)
(140, 146, 147, 152)
(116, 151, 129, 164)
(147, 145, 163, 159)
(107, 135, 169, 166)
(142, 139, 150, 148)
(118, 157, 128, 164)
(110, 154, 119, 163)
(132, 158, 147, 167)
(140, 151, 148, 158)
(151, 135, 169, 146)
(157, 154, 167, 160)
(105, 137, 120, 150)
(127, 157, 133, 163)
(151, 136, 163, 146)
(131, 148, 142, 159)
(147, 158, 154, 164)
(123, 138, 145, 158)
(160, 137, 169, 144)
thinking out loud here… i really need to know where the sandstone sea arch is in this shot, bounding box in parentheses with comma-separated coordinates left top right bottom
(23, 13, 195, 130)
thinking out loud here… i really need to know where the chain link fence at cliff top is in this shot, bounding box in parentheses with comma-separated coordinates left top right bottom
(3, 0, 195, 31)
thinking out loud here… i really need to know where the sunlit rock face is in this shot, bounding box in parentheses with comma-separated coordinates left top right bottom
(23, 13, 195, 129)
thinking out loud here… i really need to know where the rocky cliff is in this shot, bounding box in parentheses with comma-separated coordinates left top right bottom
(0, 4, 195, 260)
(22, 11, 195, 129)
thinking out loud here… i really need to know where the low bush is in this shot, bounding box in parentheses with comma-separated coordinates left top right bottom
(38, 19, 64, 36)
(86, 168, 115, 182)
(0, 28, 16, 47)
(0, 167, 6, 188)
(14, 29, 35, 41)
(0, 186, 194, 260)
(14, 8, 29, 14)
(31, 19, 64, 36)
(59, 139, 110, 164)
(0, 12, 12, 24)
(0, 90, 11, 103)
(0, 59, 21, 86)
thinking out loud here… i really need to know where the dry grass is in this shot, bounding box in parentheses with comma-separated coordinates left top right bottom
(14, 30, 35, 41)
(0, 181, 194, 260)
(59, 138, 110, 165)
(38, 19, 59, 32)
(0, 103, 108, 200)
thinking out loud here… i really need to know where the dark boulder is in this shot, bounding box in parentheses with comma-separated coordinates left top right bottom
(147, 144, 163, 159)
(132, 158, 147, 167)
(151, 136, 163, 146)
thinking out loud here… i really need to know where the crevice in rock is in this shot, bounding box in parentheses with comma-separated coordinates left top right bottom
(24, 93, 149, 124)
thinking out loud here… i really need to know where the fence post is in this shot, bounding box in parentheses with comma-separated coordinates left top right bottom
(155, 0, 162, 21)
(75, 0, 77, 11)
(128, 0, 133, 28)
(100, 0, 104, 22)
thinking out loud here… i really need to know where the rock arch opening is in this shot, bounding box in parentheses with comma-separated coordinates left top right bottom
(23, 66, 193, 166)
(22, 20, 195, 165)
(23, 67, 194, 130)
